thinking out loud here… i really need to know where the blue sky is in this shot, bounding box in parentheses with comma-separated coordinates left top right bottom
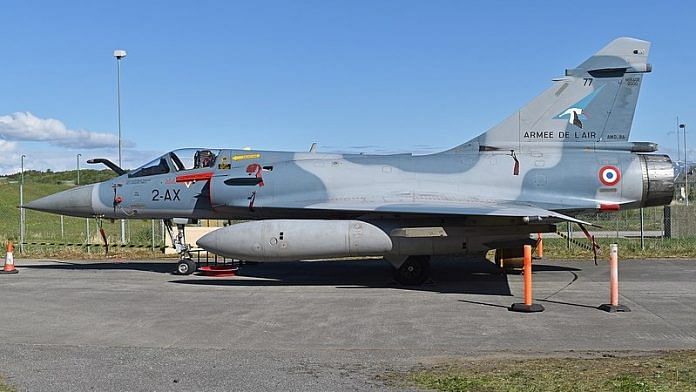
(0, 0, 694, 173)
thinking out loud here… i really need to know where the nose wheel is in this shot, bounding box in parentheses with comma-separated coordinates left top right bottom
(393, 255, 430, 285)
(176, 258, 197, 275)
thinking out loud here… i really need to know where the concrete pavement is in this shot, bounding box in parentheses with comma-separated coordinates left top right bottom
(0, 257, 694, 391)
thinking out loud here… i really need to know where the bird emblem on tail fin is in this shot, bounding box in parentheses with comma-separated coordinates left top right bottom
(558, 108, 585, 128)
(554, 84, 605, 129)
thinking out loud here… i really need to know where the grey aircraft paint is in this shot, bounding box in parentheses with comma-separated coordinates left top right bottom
(26, 37, 675, 283)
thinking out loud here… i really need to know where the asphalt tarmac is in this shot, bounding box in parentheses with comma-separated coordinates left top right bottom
(0, 257, 694, 391)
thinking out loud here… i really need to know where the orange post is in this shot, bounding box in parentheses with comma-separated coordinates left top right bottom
(609, 244, 619, 306)
(509, 244, 544, 312)
(598, 243, 630, 313)
(523, 245, 533, 305)
(536, 233, 543, 259)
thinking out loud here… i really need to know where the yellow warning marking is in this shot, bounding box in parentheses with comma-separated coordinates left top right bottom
(232, 153, 261, 161)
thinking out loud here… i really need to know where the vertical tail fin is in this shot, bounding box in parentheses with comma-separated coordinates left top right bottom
(456, 37, 651, 151)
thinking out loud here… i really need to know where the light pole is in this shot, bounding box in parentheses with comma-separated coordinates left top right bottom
(19, 154, 26, 253)
(676, 116, 682, 164)
(681, 123, 688, 206)
(114, 49, 126, 167)
(114, 49, 127, 244)
(76, 153, 81, 185)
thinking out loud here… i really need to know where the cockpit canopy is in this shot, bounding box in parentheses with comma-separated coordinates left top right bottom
(129, 148, 220, 178)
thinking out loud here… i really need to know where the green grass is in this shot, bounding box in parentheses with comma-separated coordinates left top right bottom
(0, 172, 115, 241)
(541, 237, 696, 259)
(0, 376, 15, 392)
(3, 168, 117, 185)
(0, 182, 158, 242)
(0, 180, 164, 258)
(392, 351, 696, 392)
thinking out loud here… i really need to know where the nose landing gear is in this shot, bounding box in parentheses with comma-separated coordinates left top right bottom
(164, 219, 197, 275)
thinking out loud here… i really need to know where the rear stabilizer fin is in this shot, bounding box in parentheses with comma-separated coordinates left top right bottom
(447, 37, 651, 153)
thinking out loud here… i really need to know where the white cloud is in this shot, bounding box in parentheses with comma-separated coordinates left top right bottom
(0, 140, 20, 173)
(0, 140, 17, 152)
(0, 112, 134, 149)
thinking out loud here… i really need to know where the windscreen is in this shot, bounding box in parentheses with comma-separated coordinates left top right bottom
(128, 156, 171, 178)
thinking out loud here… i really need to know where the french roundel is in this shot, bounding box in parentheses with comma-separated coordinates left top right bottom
(599, 165, 621, 186)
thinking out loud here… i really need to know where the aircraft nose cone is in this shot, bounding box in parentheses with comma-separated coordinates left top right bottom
(25, 184, 95, 218)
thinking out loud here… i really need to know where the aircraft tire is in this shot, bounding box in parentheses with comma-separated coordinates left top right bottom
(394, 255, 430, 285)
(176, 258, 197, 275)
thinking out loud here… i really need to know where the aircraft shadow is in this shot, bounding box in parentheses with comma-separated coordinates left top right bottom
(171, 258, 581, 296)
(23, 258, 582, 297)
(22, 261, 177, 274)
(533, 264, 581, 272)
(172, 260, 511, 295)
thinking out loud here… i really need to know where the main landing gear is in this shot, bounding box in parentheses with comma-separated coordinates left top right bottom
(164, 219, 196, 275)
(393, 255, 430, 286)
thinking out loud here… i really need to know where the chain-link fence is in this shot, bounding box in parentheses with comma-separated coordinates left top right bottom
(15, 213, 167, 254)
(11, 213, 231, 255)
(579, 207, 665, 237)
(9, 218, 233, 256)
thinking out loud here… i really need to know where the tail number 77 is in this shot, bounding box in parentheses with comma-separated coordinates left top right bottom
(152, 189, 181, 201)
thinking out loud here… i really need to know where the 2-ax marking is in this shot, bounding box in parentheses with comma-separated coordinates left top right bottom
(152, 189, 181, 201)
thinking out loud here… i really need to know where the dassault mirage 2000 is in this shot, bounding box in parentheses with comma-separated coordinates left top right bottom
(26, 37, 675, 284)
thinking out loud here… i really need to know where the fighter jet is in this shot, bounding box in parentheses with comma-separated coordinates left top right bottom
(26, 37, 675, 284)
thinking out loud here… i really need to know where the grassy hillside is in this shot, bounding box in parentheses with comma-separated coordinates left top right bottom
(0, 182, 158, 243)
(0, 376, 14, 392)
(3, 168, 117, 185)
(0, 170, 161, 255)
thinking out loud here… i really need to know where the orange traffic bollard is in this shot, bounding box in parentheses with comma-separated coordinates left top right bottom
(599, 244, 630, 313)
(509, 245, 544, 312)
(536, 233, 543, 259)
(0, 242, 18, 275)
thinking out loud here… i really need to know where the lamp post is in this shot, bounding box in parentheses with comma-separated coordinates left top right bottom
(76, 153, 81, 185)
(113, 49, 126, 167)
(676, 116, 682, 164)
(19, 154, 26, 253)
(680, 123, 688, 206)
(114, 49, 127, 244)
